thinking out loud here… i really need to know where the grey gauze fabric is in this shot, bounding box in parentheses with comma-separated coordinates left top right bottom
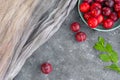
(4, 0, 77, 80)
(15, 3, 120, 80)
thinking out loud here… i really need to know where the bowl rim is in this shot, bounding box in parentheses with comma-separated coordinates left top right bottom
(78, 0, 120, 32)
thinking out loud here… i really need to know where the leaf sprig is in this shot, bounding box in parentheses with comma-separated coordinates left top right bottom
(93, 36, 120, 74)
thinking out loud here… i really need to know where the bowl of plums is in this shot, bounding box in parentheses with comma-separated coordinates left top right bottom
(78, 0, 120, 32)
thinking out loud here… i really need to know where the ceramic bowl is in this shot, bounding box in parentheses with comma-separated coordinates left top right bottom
(78, 0, 120, 32)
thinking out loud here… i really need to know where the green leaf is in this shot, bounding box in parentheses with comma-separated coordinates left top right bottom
(106, 43, 112, 52)
(98, 36, 105, 46)
(94, 36, 120, 74)
(105, 64, 120, 73)
(93, 42, 105, 52)
(109, 50, 119, 63)
(99, 54, 111, 62)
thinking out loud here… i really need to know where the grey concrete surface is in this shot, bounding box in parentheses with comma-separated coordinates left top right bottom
(14, 5, 120, 80)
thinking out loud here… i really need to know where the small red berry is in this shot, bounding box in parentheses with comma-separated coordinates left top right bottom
(84, 0, 92, 3)
(103, 19, 114, 29)
(109, 12, 118, 21)
(114, 0, 120, 3)
(91, 3, 102, 10)
(70, 22, 80, 32)
(91, 8, 101, 17)
(118, 11, 120, 18)
(102, 7, 111, 16)
(79, 2, 90, 13)
(114, 3, 120, 12)
(87, 17, 98, 28)
(84, 12, 91, 20)
(41, 62, 52, 74)
(105, 0, 114, 7)
(97, 15, 104, 23)
(75, 32, 87, 42)
(95, 0, 104, 3)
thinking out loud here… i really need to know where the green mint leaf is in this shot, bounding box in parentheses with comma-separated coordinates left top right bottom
(93, 42, 105, 52)
(94, 36, 120, 74)
(106, 43, 112, 52)
(99, 54, 111, 62)
(109, 50, 119, 63)
(105, 64, 120, 73)
(98, 36, 105, 46)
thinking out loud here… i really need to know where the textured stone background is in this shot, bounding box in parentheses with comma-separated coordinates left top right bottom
(15, 4, 120, 80)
